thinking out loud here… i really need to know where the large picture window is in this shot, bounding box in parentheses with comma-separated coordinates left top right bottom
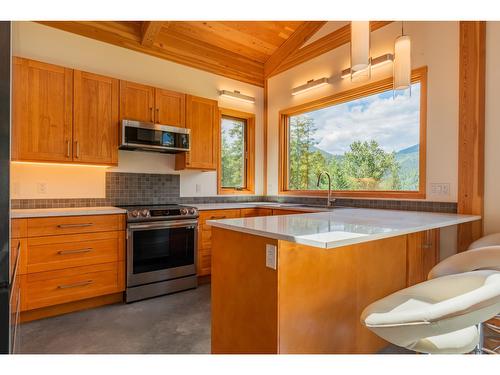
(279, 66, 427, 199)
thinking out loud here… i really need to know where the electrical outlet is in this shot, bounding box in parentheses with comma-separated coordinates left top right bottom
(37, 182, 48, 195)
(265, 244, 277, 270)
(430, 183, 450, 196)
(195, 184, 201, 193)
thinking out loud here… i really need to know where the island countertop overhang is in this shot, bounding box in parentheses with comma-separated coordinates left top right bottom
(207, 208, 481, 249)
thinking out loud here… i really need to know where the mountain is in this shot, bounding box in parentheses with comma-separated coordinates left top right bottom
(397, 144, 419, 155)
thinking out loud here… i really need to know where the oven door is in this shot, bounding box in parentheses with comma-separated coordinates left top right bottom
(127, 219, 197, 287)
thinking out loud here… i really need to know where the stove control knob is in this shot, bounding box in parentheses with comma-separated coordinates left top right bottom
(140, 209, 149, 217)
(130, 210, 139, 218)
(189, 208, 197, 215)
(180, 208, 188, 215)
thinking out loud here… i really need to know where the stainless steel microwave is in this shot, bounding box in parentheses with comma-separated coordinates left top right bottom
(120, 120, 190, 153)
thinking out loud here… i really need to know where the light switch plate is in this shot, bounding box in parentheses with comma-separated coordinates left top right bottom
(266, 244, 277, 270)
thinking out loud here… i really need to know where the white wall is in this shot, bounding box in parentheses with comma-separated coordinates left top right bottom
(267, 21, 459, 202)
(10, 21, 264, 198)
(484, 21, 500, 234)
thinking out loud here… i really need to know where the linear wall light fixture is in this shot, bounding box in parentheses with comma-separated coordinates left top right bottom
(291, 77, 330, 96)
(341, 53, 394, 79)
(218, 90, 255, 104)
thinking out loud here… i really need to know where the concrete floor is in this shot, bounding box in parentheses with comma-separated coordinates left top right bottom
(20, 283, 408, 354)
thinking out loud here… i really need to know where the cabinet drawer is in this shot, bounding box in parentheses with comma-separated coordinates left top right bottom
(27, 214, 124, 237)
(26, 231, 123, 273)
(199, 209, 241, 224)
(240, 208, 272, 217)
(11, 219, 27, 238)
(21, 262, 124, 311)
(197, 248, 211, 276)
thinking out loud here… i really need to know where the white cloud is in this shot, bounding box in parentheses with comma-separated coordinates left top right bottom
(296, 84, 421, 155)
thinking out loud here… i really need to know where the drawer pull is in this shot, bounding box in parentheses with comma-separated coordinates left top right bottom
(57, 248, 93, 255)
(57, 280, 93, 289)
(57, 223, 93, 229)
(209, 216, 227, 220)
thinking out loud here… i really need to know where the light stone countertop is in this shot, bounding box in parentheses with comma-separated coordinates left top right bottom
(11, 206, 127, 219)
(191, 202, 331, 212)
(207, 208, 481, 249)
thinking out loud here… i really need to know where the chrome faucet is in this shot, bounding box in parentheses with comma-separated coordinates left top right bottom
(316, 171, 336, 208)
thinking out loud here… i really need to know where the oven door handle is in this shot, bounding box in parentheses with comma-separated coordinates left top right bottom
(128, 220, 198, 231)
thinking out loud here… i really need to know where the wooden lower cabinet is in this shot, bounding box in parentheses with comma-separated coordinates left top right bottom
(12, 215, 126, 321)
(406, 229, 440, 286)
(196, 207, 315, 276)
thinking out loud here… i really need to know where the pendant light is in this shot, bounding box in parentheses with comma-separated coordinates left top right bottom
(350, 21, 371, 81)
(394, 21, 411, 91)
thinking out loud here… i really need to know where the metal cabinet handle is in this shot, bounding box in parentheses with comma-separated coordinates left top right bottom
(57, 248, 92, 255)
(75, 140, 80, 158)
(66, 140, 70, 158)
(57, 223, 93, 228)
(156, 108, 159, 123)
(150, 107, 154, 122)
(209, 215, 227, 220)
(58, 280, 93, 289)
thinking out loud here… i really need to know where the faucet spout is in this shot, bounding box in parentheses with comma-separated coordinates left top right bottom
(317, 171, 335, 208)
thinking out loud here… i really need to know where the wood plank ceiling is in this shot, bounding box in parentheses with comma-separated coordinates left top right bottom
(37, 21, 327, 87)
(37, 21, 392, 87)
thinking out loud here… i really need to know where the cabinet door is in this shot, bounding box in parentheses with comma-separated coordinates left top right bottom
(177, 95, 218, 170)
(155, 88, 185, 127)
(407, 229, 440, 286)
(119, 80, 155, 123)
(12, 57, 73, 162)
(74, 70, 119, 165)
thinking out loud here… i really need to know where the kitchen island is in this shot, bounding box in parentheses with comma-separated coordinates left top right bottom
(208, 208, 480, 354)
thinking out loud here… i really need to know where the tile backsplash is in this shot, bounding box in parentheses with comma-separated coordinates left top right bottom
(11, 172, 457, 213)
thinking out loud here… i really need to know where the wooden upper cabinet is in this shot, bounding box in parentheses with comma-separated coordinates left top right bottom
(155, 89, 185, 127)
(176, 95, 219, 170)
(12, 57, 73, 162)
(74, 70, 119, 165)
(119, 80, 155, 123)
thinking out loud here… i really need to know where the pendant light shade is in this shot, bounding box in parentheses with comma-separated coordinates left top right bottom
(394, 33, 411, 90)
(350, 21, 371, 80)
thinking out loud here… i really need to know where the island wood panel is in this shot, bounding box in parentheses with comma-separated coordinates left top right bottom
(12, 57, 73, 162)
(271, 209, 309, 215)
(155, 88, 185, 127)
(277, 236, 407, 354)
(73, 70, 119, 165)
(457, 21, 486, 251)
(119, 80, 155, 123)
(211, 227, 279, 354)
(176, 95, 219, 170)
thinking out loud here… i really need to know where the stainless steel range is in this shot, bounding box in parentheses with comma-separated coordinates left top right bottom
(122, 204, 199, 303)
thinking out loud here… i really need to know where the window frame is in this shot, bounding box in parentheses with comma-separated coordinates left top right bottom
(279, 66, 428, 199)
(218, 108, 255, 195)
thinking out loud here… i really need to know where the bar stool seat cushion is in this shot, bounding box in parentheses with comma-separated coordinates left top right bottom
(361, 270, 500, 352)
(469, 233, 500, 250)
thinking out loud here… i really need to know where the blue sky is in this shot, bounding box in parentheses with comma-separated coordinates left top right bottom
(295, 83, 421, 155)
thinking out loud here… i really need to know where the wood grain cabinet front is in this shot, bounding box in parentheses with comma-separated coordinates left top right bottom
(12, 57, 73, 162)
(12, 57, 120, 165)
(175, 95, 219, 170)
(73, 70, 119, 165)
(407, 229, 440, 286)
(12, 215, 126, 321)
(119, 80, 155, 123)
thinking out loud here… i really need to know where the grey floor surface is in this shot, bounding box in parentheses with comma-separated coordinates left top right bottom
(20, 283, 408, 354)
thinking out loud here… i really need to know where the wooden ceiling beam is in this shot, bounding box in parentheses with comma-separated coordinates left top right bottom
(264, 21, 326, 77)
(141, 21, 166, 47)
(270, 21, 393, 77)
